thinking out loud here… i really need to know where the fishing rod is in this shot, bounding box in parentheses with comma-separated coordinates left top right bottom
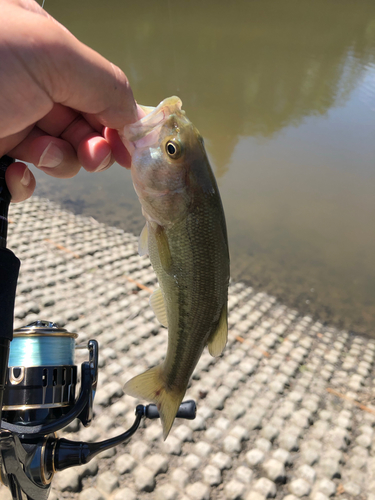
(0, 156, 196, 500)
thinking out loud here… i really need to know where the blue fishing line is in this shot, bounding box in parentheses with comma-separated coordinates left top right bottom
(8, 336, 75, 367)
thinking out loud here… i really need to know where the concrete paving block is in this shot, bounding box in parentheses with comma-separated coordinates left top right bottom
(224, 480, 246, 500)
(130, 440, 149, 460)
(235, 465, 253, 484)
(342, 481, 361, 496)
(78, 458, 99, 479)
(173, 424, 193, 442)
(171, 468, 190, 488)
(288, 478, 311, 497)
(132, 465, 155, 492)
(203, 464, 221, 486)
(115, 453, 136, 474)
(185, 481, 211, 500)
(246, 493, 266, 500)
(211, 452, 233, 470)
(223, 435, 242, 454)
(155, 483, 179, 500)
(297, 464, 316, 484)
(112, 487, 137, 500)
(309, 493, 329, 500)
(262, 459, 286, 483)
(143, 423, 163, 442)
(184, 453, 202, 471)
(253, 477, 277, 498)
(163, 435, 182, 455)
(255, 438, 272, 453)
(272, 448, 291, 466)
(246, 448, 265, 466)
(144, 454, 168, 475)
(312, 478, 336, 497)
(79, 488, 105, 500)
(55, 468, 80, 492)
(96, 471, 119, 494)
(194, 441, 213, 458)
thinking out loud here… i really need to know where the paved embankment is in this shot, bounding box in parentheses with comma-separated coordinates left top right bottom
(1, 196, 375, 500)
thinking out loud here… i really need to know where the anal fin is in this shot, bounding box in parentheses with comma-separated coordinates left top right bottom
(150, 288, 168, 328)
(207, 302, 228, 357)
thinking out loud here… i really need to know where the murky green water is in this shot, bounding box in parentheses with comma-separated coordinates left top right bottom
(35, 0, 375, 334)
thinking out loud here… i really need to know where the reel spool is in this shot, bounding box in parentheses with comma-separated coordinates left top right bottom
(2, 321, 78, 426)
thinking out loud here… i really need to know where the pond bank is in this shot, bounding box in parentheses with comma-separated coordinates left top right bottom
(1, 196, 374, 500)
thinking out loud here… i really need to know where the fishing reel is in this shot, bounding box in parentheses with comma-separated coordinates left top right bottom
(0, 320, 99, 499)
(0, 156, 196, 500)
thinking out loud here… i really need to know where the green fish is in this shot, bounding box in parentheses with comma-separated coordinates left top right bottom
(121, 97, 230, 439)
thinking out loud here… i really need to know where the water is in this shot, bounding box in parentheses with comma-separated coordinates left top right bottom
(35, 0, 375, 334)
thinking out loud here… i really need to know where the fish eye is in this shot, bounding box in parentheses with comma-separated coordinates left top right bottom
(165, 139, 182, 159)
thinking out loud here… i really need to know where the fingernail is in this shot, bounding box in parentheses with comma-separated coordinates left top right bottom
(95, 151, 112, 172)
(38, 142, 63, 168)
(20, 167, 31, 187)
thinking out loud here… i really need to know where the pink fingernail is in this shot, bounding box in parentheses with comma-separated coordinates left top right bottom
(38, 143, 63, 168)
(20, 167, 31, 187)
(95, 151, 112, 172)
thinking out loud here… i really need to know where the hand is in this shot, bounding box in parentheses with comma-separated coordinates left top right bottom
(0, 0, 138, 202)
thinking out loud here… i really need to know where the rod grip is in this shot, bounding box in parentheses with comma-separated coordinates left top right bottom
(0, 155, 12, 247)
(0, 248, 20, 341)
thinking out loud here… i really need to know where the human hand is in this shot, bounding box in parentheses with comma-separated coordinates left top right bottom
(0, 0, 138, 202)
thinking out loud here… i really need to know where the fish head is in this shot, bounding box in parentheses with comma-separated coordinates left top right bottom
(121, 97, 209, 227)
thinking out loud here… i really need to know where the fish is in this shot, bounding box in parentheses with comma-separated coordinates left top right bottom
(120, 96, 230, 439)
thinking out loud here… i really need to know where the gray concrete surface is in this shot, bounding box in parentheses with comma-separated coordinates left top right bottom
(1, 196, 375, 500)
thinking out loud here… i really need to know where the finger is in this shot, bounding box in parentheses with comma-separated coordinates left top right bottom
(36, 104, 81, 137)
(104, 128, 132, 169)
(103, 104, 145, 168)
(77, 134, 114, 173)
(36, 104, 104, 138)
(5, 161, 36, 203)
(9, 130, 81, 178)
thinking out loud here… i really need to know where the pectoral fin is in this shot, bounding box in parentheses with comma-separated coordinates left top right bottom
(138, 224, 149, 256)
(207, 303, 228, 357)
(154, 225, 173, 273)
(150, 288, 168, 328)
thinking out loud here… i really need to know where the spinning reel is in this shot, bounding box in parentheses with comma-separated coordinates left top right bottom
(0, 156, 196, 500)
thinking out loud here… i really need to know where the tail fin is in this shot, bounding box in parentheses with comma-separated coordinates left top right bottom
(123, 365, 185, 439)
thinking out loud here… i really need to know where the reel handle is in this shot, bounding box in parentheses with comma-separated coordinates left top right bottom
(144, 400, 196, 420)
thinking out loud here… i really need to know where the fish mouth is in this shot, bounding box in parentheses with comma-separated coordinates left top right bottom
(120, 96, 184, 154)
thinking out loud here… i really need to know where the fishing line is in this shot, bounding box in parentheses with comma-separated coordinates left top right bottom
(167, 0, 180, 93)
(8, 335, 75, 367)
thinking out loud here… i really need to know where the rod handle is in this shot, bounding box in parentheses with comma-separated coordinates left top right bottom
(0, 155, 13, 248)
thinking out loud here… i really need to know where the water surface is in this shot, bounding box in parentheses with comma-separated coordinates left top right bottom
(36, 0, 375, 334)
